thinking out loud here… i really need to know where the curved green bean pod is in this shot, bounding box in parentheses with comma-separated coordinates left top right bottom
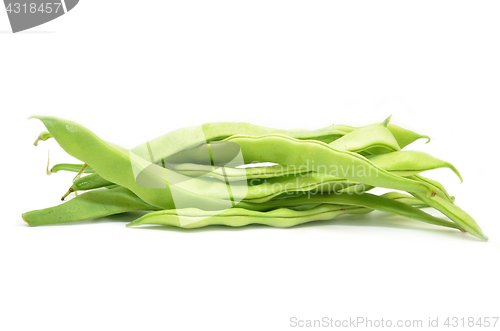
(329, 125, 400, 154)
(221, 135, 433, 196)
(164, 137, 436, 197)
(23, 187, 159, 227)
(167, 150, 456, 185)
(386, 124, 430, 148)
(133, 117, 427, 165)
(126, 205, 376, 229)
(412, 194, 487, 241)
(239, 191, 461, 230)
(126, 196, 458, 230)
(326, 122, 430, 148)
(367, 151, 463, 181)
(131, 122, 349, 165)
(166, 124, 400, 181)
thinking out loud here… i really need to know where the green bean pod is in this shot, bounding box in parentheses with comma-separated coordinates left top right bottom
(49, 163, 95, 174)
(167, 151, 457, 185)
(412, 194, 487, 241)
(62, 172, 115, 200)
(126, 205, 375, 229)
(326, 122, 430, 149)
(131, 122, 350, 165)
(329, 125, 401, 154)
(222, 135, 433, 196)
(134, 117, 428, 165)
(367, 151, 463, 181)
(385, 124, 430, 148)
(126, 196, 458, 230)
(164, 138, 437, 199)
(22, 188, 429, 227)
(239, 191, 461, 230)
(23, 187, 159, 227)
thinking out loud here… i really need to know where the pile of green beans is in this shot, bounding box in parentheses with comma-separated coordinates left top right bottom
(23, 116, 487, 241)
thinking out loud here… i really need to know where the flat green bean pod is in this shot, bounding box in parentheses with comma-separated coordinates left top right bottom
(239, 191, 460, 230)
(131, 122, 350, 165)
(385, 124, 430, 148)
(126, 196, 458, 230)
(23, 187, 159, 227)
(367, 151, 463, 181)
(166, 151, 453, 185)
(127, 205, 375, 229)
(329, 125, 401, 154)
(143, 117, 427, 165)
(221, 135, 433, 196)
(164, 137, 435, 197)
(166, 124, 399, 181)
(326, 122, 430, 148)
(412, 194, 487, 241)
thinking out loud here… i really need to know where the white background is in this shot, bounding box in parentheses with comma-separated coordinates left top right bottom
(1, 1, 499, 330)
